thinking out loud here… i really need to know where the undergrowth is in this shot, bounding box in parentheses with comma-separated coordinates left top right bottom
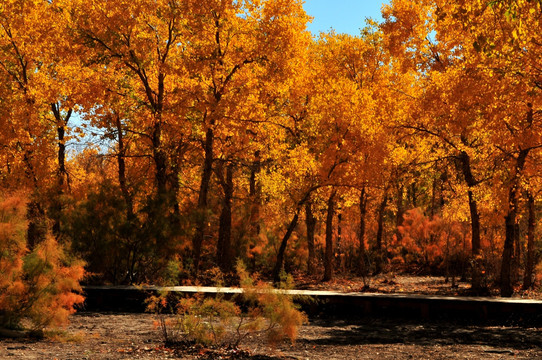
(145, 261, 307, 348)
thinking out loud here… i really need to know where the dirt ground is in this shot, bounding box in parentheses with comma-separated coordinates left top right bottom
(1, 312, 542, 360)
(2, 276, 541, 359)
(295, 274, 542, 298)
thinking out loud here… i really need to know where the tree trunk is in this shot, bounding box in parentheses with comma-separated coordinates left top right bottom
(358, 187, 368, 275)
(323, 191, 336, 282)
(217, 162, 234, 273)
(501, 210, 516, 297)
(374, 191, 388, 274)
(152, 123, 168, 200)
(27, 200, 46, 249)
(248, 151, 262, 268)
(523, 192, 535, 289)
(375, 193, 388, 252)
(272, 211, 300, 283)
(458, 151, 483, 291)
(192, 126, 214, 274)
(336, 211, 343, 273)
(395, 184, 404, 243)
(500, 149, 529, 297)
(51, 104, 72, 238)
(305, 201, 316, 275)
(115, 114, 134, 219)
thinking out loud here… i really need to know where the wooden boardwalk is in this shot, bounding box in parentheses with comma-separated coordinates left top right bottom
(82, 285, 542, 324)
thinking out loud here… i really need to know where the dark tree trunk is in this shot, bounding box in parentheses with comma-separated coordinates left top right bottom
(217, 162, 234, 272)
(272, 189, 314, 283)
(458, 151, 483, 291)
(395, 184, 404, 243)
(27, 200, 47, 249)
(523, 192, 536, 290)
(248, 151, 262, 267)
(114, 114, 134, 219)
(152, 121, 168, 199)
(272, 211, 300, 283)
(336, 212, 343, 273)
(193, 126, 214, 274)
(305, 201, 316, 275)
(51, 104, 72, 238)
(374, 192, 388, 274)
(358, 187, 368, 275)
(501, 209, 516, 297)
(500, 149, 529, 297)
(409, 183, 417, 208)
(323, 191, 336, 282)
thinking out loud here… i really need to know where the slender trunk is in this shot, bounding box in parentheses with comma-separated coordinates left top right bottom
(358, 187, 368, 275)
(170, 161, 181, 225)
(336, 211, 343, 273)
(513, 221, 521, 283)
(523, 192, 535, 289)
(27, 200, 46, 250)
(305, 201, 316, 275)
(115, 114, 134, 219)
(217, 162, 234, 272)
(272, 211, 300, 283)
(501, 208, 516, 297)
(152, 120, 168, 199)
(51, 104, 72, 238)
(193, 126, 214, 274)
(23, 150, 45, 248)
(409, 183, 417, 208)
(272, 190, 314, 283)
(459, 151, 483, 291)
(375, 192, 388, 252)
(248, 151, 261, 258)
(500, 150, 529, 297)
(374, 192, 388, 274)
(323, 191, 336, 281)
(395, 184, 404, 243)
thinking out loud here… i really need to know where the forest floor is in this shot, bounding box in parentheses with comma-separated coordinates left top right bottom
(2, 275, 542, 359)
(2, 311, 542, 360)
(294, 273, 542, 299)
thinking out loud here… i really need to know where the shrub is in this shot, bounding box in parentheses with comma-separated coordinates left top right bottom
(0, 194, 85, 331)
(146, 261, 307, 348)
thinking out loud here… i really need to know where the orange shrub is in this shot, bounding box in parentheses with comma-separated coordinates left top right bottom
(0, 194, 85, 331)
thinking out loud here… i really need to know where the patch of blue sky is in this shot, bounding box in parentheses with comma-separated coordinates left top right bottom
(303, 0, 389, 36)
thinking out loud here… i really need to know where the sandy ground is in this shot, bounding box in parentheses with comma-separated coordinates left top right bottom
(1, 312, 542, 360)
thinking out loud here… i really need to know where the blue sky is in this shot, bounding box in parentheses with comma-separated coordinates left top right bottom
(303, 0, 388, 36)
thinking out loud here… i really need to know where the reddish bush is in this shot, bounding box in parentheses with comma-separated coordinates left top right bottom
(0, 194, 85, 331)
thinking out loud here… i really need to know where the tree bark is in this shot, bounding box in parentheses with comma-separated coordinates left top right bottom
(217, 162, 234, 272)
(114, 114, 134, 219)
(358, 187, 368, 275)
(374, 192, 388, 274)
(305, 201, 316, 275)
(192, 126, 214, 274)
(51, 104, 72, 238)
(500, 149, 529, 297)
(323, 191, 336, 282)
(523, 192, 535, 290)
(336, 211, 343, 272)
(395, 184, 404, 243)
(458, 150, 483, 291)
(272, 189, 314, 283)
(272, 211, 300, 283)
(248, 151, 262, 266)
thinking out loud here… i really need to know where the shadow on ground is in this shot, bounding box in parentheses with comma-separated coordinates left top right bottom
(303, 318, 542, 350)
